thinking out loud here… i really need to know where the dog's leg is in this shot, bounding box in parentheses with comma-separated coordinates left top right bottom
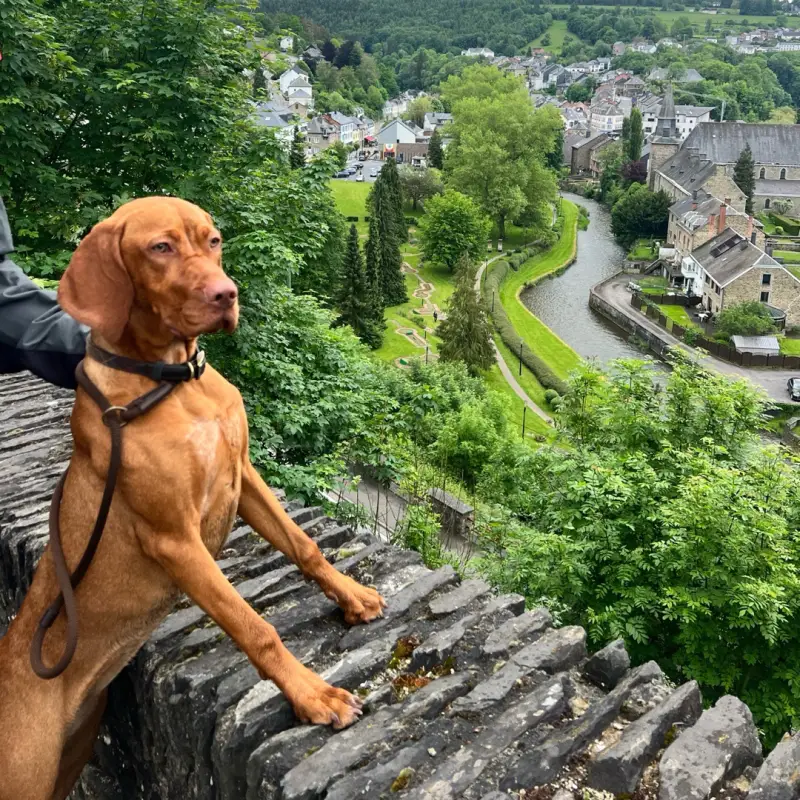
(141, 530, 362, 729)
(50, 690, 108, 800)
(237, 461, 386, 625)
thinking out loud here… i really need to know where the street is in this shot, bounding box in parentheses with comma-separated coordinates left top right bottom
(334, 157, 384, 183)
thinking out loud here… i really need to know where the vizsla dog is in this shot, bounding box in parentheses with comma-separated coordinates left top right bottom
(0, 197, 385, 800)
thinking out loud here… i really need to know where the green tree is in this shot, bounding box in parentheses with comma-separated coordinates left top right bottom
(442, 65, 561, 238)
(335, 224, 384, 348)
(610, 183, 670, 247)
(565, 82, 593, 103)
(734, 144, 756, 214)
(428, 128, 445, 170)
(437, 257, 495, 374)
(419, 190, 491, 272)
(476, 355, 800, 743)
(621, 116, 631, 153)
(397, 166, 443, 211)
(715, 301, 777, 340)
(407, 95, 435, 127)
(375, 156, 407, 242)
(289, 127, 306, 169)
(368, 173, 407, 306)
(627, 107, 644, 163)
(329, 140, 349, 169)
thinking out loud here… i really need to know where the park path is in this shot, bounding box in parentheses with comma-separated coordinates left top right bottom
(475, 256, 552, 425)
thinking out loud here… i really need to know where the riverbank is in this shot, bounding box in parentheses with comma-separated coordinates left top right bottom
(493, 200, 581, 384)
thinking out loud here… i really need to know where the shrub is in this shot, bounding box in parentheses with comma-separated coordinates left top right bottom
(715, 301, 777, 340)
(683, 328, 701, 346)
(775, 226, 785, 235)
(483, 262, 569, 394)
(544, 388, 559, 403)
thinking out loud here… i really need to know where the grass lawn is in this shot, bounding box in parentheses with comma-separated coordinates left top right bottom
(482, 365, 551, 438)
(658, 304, 700, 330)
(530, 19, 569, 52)
(497, 201, 582, 382)
(628, 240, 656, 261)
(493, 334, 549, 410)
(775, 250, 800, 264)
(787, 265, 800, 280)
(329, 180, 371, 234)
(780, 337, 800, 355)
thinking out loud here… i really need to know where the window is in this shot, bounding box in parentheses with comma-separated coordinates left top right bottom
(765, 198, 771, 209)
(760, 167, 766, 179)
(705, 274, 710, 284)
(780, 168, 787, 180)
(715, 285, 721, 295)
(762, 273, 772, 285)
(761, 291, 770, 302)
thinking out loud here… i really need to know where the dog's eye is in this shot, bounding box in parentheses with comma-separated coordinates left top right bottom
(210, 237, 221, 248)
(152, 242, 172, 254)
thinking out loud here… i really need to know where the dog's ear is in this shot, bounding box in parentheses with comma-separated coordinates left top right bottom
(58, 219, 134, 343)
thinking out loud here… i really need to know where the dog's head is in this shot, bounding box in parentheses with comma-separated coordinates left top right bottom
(59, 197, 239, 344)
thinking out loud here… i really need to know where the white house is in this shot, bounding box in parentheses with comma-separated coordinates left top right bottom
(329, 112, 360, 146)
(279, 65, 307, 95)
(252, 105, 300, 148)
(376, 119, 418, 146)
(641, 102, 714, 142)
(279, 35, 294, 52)
(461, 47, 495, 58)
(590, 100, 627, 133)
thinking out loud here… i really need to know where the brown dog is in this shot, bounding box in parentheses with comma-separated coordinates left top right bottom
(0, 197, 385, 800)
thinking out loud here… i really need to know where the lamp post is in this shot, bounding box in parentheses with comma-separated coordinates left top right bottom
(518, 340, 523, 376)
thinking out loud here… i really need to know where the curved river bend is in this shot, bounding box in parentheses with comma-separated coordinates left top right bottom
(521, 192, 645, 363)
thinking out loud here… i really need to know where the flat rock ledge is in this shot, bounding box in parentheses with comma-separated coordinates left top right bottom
(0, 373, 791, 800)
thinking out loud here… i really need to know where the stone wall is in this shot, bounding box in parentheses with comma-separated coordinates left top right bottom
(2, 371, 800, 800)
(721, 265, 800, 325)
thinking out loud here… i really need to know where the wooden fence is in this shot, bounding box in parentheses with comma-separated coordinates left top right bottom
(630, 293, 800, 370)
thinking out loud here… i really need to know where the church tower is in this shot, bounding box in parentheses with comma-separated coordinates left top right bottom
(648, 83, 682, 190)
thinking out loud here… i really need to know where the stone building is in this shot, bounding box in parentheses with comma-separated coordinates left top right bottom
(688, 228, 800, 321)
(650, 120, 800, 212)
(566, 132, 613, 175)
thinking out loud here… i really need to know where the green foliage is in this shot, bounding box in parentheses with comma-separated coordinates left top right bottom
(397, 166, 444, 212)
(335, 225, 384, 349)
(419, 190, 491, 272)
(611, 184, 670, 249)
(367, 164, 407, 306)
(330, 141, 349, 170)
(476, 356, 800, 744)
(290, 128, 306, 170)
(683, 327, 702, 345)
(1, 0, 260, 249)
(627, 108, 644, 164)
(734, 144, 756, 215)
(442, 65, 561, 240)
(565, 81, 593, 103)
(437, 258, 495, 375)
(392, 502, 451, 570)
(428, 128, 445, 170)
(715, 301, 778, 340)
(407, 96, 434, 127)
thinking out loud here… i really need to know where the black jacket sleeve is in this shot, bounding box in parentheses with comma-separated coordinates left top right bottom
(0, 256, 87, 390)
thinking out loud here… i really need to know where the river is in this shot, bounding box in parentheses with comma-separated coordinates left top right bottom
(520, 192, 646, 363)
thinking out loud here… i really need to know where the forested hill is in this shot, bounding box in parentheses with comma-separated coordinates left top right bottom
(258, 0, 552, 55)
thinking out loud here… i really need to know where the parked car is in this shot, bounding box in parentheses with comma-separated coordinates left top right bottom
(335, 169, 350, 178)
(356, 173, 364, 182)
(370, 168, 379, 177)
(343, 166, 357, 176)
(788, 378, 800, 402)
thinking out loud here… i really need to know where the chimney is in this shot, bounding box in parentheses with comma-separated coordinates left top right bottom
(718, 202, 726, 235)
(709, 213, 717, 237)
(691, 190, 698, 211)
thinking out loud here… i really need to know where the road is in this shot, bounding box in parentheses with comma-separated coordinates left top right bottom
(333, 157, 384, 184)
(595, 273, 799, 403)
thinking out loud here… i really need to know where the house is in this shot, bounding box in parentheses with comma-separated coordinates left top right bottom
(566, 62, 592, 78)
(327, 112, 360, 147)
(543, 63, 572, 89)
(423, 112, 453, 134)
(528, 69, 544, 92)
(657, 38, 683, 49)
(568, 132, 614, 175)
(757, 180, 800, 216)
(375, 118, 428, 163)
(461, 47, 495, 58)
(731, 336, 781, 356)
(667, 190, 764, 258)
(383, 92, 422, 120)
(279, 35, 294, 52)
(622, 76, 646, 98)
(650, 121, 800, 213)
(630, 40, 657, 54)
(305, 114, 340, 156)
(279, 65, 307, 95)
(251, 106, 300, 148)
(648, 67, 704, 83)
(302, 45, 324, 66)
(562, 106, 589, 132)
(640, 100, 714, 142)
(689, 229, 800, 321)
(613, 41, 627, 55)
(589, 100, 626, 133)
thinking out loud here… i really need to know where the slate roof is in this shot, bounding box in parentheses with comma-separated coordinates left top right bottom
(692, 228, 780, 286)
(682, 122, 800, 166)
(755, 179, 800, 197)
(669, 190, 755, 231)
(573, 132, 612, 151)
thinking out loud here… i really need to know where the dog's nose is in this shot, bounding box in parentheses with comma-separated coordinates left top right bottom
(204, 278, 238, 309)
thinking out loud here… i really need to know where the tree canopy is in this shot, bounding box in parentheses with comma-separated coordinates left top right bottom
(611, 184, 671, 248)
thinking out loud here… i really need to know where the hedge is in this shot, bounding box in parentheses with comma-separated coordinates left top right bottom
(483, 261, 569, 394)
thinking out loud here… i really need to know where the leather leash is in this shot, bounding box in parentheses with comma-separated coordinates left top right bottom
(30, 340, 207, 679)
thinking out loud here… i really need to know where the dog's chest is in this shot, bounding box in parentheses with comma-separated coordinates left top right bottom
(188, 413, 243, 554)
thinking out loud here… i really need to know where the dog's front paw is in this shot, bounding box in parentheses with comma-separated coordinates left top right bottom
(283, 665, 363, 729)
(324, 574, 386, 625)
